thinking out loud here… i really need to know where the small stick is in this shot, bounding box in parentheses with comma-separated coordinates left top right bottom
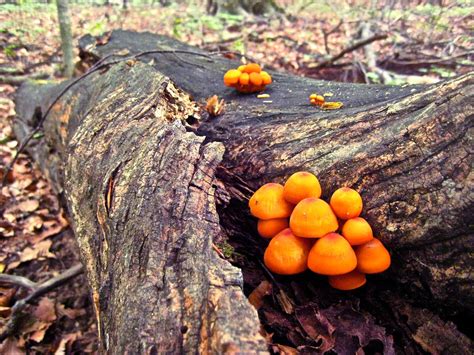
(0, 263, 83, 342)
(317, 33, 388, 68)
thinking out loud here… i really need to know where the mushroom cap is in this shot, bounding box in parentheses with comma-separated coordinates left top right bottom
(330, 187, 363, 220)
(223, 69, 241, 86)
(260, 71, 272, 85)
(356, 238, 391, 274)
(307, 233, 357, 275)
(257, 218, 289, 239)
(243, 63, 262, 73)
(342, 217, 374, 246)
(283, 171, 322, 204)
(239, 72, 250, 85)
(249, 183, 294, 220)
(249, 72, 263, 86)
(264, 228, 313, 275)
(328, 270, 366, 290)
(290, 198, 338, 238)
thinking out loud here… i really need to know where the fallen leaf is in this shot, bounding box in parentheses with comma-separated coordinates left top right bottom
(28, 222, 66, 244)
(34, 298, 57, 323)
(29, 323, 50, 343)
(0, 287, 16, 306)
(273, 344, 299, 354)
(295, 302, 394, 354)
(7, 240, 56, 270)
(0, 263, 5, 273)
(0, 306, 11, 317)
(54, 332, 80, 355)
(0, 337, 23, 354)
(248, 281, 272, 310)
(25, 215, 43, 233)
(17, 199, 40, 213)
(321, 101, 343, 110)
(205, 95, 225, 117)
(56, 303, 86, 319)
(276, 289, 294, 315)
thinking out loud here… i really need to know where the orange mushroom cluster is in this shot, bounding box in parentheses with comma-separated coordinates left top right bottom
(223, 63, 272, 93)
(248, 172, 391, 291)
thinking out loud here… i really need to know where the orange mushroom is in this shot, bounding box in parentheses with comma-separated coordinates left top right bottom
(355, 238, 391, 274)
(223, 64, 272, 93)
(243, 63, 261, 73)
(264, 228, 312, 275)
(223, 69, 241, 86)
(283, 171, 322, 204)
(307, 232, 357, 275)
(290, 198, 338, 238)
(330, 187, 363, 220)
(249, 183, 294, 220)
(257, 218, 289, 239)
(328, 270, 366, 290)
(341, 217, 374, 246)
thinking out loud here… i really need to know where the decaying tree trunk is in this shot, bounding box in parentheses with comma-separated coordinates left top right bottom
(13, 30, 473, 353)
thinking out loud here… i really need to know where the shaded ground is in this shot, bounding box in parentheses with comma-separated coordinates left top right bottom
(0, 1, 472, 353)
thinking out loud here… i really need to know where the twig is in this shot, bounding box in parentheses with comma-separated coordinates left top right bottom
(0, 264, 83, 342)
(322, 19, 343, 55)
(316, 33, 388, 68)
(388, 50, 474, 66)
(0, 274, 37, 290)
(2, 48, 213, 187)
(0, 72, 49, 86)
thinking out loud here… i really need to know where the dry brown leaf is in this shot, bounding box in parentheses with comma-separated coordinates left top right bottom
(29, 323, 50, 343)
(17, 199, 40, 213)
(273, 344, 299, 355)
(34, 298, 57, 323)
(248, 281, 272, 310)
(205, 95, 225, 117)
(0, 306, 11, 317)
(54, 332, 80, 355)
(56, 303, 86, 319)
(321, 101, 343, 110)
(28, 223, 66, 244)
(0, 287, 16, 307)
(7, 239, 56, 270)
(0, 336, 23, 354)
(25, 215, 43, 233)
(276, 289, 294, 314)
(0, 226, 15, 238)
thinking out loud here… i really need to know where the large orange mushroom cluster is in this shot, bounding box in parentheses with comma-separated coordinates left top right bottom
(223, 63, 272, 93)
(248, 172, 391, 291)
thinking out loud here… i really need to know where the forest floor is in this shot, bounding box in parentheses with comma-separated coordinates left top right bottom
(0, 1, 472, 353)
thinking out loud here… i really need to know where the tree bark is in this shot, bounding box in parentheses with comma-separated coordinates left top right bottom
(55, 0, 74, 78)
(13, 30, 473, 353)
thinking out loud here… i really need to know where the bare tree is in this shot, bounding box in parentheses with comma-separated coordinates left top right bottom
(55, 0, 74, 78)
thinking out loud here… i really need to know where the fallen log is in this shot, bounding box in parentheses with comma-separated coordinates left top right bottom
(12, 30, 473, 353)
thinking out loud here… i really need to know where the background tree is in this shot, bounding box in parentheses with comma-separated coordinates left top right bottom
(55, 0, 74, 78)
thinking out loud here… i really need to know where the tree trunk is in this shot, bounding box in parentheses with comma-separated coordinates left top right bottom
(13, 30, 473, 353)
(55, 0, 74, 78)
(207, 0, 283, 15)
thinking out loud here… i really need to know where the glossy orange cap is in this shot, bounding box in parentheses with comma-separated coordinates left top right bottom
(355, 238, 391, 274)
(264, 228, 313, 275)
(341, 217, 374, 246)
(283, 171, 322, 205)
(330, 187, 363, 220)
(307, 233, 357, 275)
(257, 218, 289, 239)
(290, 198, 338, 238)
(249, 183, 294, 220)
(328, 270, 366, 290)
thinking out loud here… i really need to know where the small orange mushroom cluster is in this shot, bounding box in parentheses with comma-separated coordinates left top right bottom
(223, 63, 272, 93)
(248, 172, 391, 291)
